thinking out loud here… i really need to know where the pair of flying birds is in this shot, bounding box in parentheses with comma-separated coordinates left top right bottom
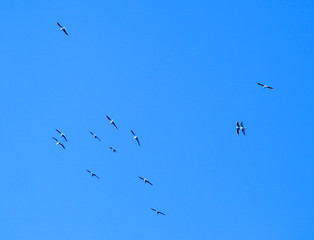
(52, 129, 68, 149)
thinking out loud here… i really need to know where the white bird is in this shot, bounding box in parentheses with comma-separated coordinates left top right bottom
(109, 147, 118, 153)
(236, 122, 247, 136)
(131, 130, 140, 146)
(56, 22, 69, 36)
(56, 129, 67, 142)
(89, 131, 101, 142)
(151, 208, 165, 215)
(256, 82, 274, 89)
(139, 176, 153, 185)
(86, 170, 100, 179)
(52, 137, 65, 149)
(106, 115, 118, 130)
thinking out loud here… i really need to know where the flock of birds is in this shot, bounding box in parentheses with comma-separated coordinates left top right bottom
(54, 21, 274, 217)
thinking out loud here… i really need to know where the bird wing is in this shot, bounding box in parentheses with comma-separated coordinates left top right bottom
(139, 176, 144, 180)
(52, 137, 58, 142)
(236, 122, 239, 127)
(237, 128, 240, 135)
(256, 82, 264, 86)
(113, 123, 118, 130)
(159, 212, 166, 215)
(56, 129, 61, 134)
(267, 86, 274, 89)
(56, 22, 62, 28)
(62, 135, 68, 142)
(109, 147, 113, 150)
(89, 131, 94, 136)
(240, 122, 244, 127)
(242, 128, 246, 136)
(86, 170, 91, 173)
(151, 208, 157, 212)
(59, 143, 65, 149)
(106, 115, 111, 121)
(136, 138, 141, 146)
(147, 181, 153, 186)
(63, 29, 69, 36)
(94, 174, 100, 179)
(131, 130, 135, 136)
(96, 136, 101, 142)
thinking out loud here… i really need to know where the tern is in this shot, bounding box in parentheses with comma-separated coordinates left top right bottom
(256, 82, 274, 90)
(52, 137, 65, 149)
(56, 129, 68, 142)
(236, 122, 247, 136)
(86, 170, 100, 179)
(151, 208, 165, 215)
(106, 115, 118, 130)
(56, 22, 69, 36)
(131, 130, 140, 146)
(89, 131, 101, 142)
(139, 176, 153, 185)
(109, 147, 118, 153)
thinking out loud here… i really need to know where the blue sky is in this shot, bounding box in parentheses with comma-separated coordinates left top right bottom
(1, 0, 314, 239)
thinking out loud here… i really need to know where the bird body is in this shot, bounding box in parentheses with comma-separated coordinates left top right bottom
(139, 176, 153, 185)
(256, 82, 274, 89)
(56, 22, 69, 36)
(52, 137, 65, 149)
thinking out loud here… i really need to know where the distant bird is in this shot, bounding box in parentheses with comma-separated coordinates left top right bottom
(236, 122, 247, 136)
(56, 129, 68, 142)
(89, 131, 101, 142)
(56, 22, 69, 36)
(131, 130, 140, 146)
(106, 115, 118, 130)
(256, 82, 274, 90)
(86, 170, 100, 179)
(139, 176, 153, 185)
(52, 137, 65, 149)
(151, 208, 165, 215)
(109, 147, 118, 153)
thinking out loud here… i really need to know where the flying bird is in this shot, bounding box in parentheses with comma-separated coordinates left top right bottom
(52, 137, 65, 149)
(151, 208, 165, 215)
(236, 122, 247, 136)
(56, 129, 68, 142)
(131, 130, 140, 146)
(106, 115, 118, 130)
(56, 22, 69, 36)
(109, 147, 118, 153)
(139, 176, 153, 185)
(256, 82, 274, 89)
(86, 170, 100, 179)
(89, 131, 101, 142)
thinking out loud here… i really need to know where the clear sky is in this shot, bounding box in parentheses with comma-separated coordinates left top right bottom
(1, 0, 314, 239)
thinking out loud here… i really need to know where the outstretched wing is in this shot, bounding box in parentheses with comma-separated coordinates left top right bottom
(242, 128, 246, 136)
(240, 122, 244, 127)
(106, 115, 112, 121)
(237, 128, 240, 135)
(63, 29, 69, 36)
(112, 123, 118, 130)
(147, 180, 153, 186)
(96, 136, 101, 142)
(52, 137, 58, 142)
(59, 143, 65, 149)
(159, 212, 166, 215)
(151, 208, 157, 212)
(267, 86, 274, 90)
(56, 22, 62, 28)
(136, 138, 140, 146)
(93, 174, 100, 179)
(131, 130, 135, 136)
(56, 129, 61, 134)
(236, 122, 239, 127)
(86, 170, 91, 174)
(139, 176, 144, 180)
(256, 82, 264, 87)
(62, 135, 68, 142)
(89, 131, 94, 136)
